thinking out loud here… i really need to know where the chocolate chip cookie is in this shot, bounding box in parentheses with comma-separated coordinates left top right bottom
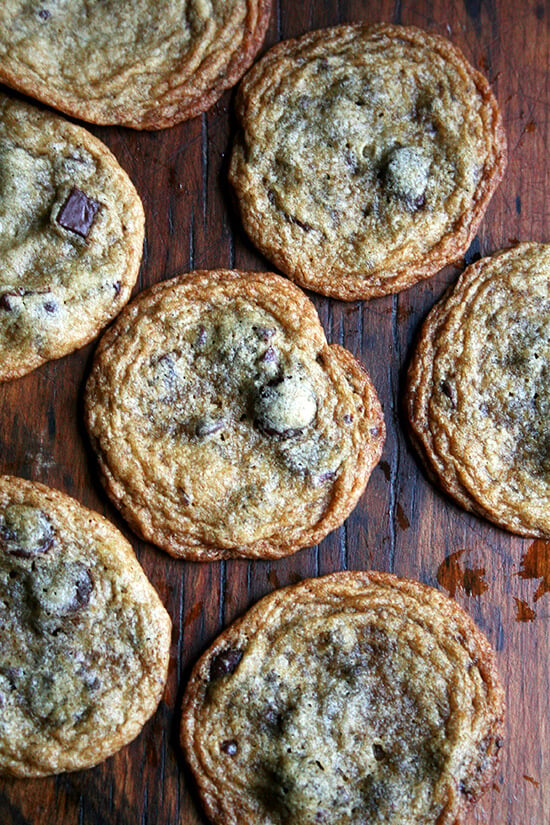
(230, 23, 506, 300)
(0, 1, 272, 129)
(0, 475, 171, 777)
(0, 94, 144, 382)
(181, 571, 505, 825)
(84, 270, 385, 560)
(406, 242, 550, 537)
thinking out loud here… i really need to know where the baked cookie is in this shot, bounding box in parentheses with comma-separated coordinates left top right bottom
(181, 571, 505, 825)
(0, 95, 144, 382)
(0, 1, 272, 130)
(84, 270, 385, 560)
(406, 242, 550, 537)
(230, 23, 506, 301)
(0, 475, 171, 777)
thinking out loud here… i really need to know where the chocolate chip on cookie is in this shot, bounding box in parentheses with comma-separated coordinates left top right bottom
(0, 504, 54, 558)
(56, 187, 100, 238)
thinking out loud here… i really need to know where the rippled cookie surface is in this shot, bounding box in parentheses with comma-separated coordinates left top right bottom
(407, 242, 550, 537)
(181, 571, 504, 825)
(0, 476, 171, 777)
(0, 95, 144, 382)
(84, 270, 384, 560)
(0, 1, 272, 129)
(230, 23, 506, 300)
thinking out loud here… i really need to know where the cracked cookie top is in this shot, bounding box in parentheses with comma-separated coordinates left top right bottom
(0, 476, 171, 777)
(0, 0, 272, 129)
(0, 95, 144, 382)
(406, 242, 550, 537)
(230, 23, 506, 300)
(181, 571, 504, 825)
(84, 270, 385, 560)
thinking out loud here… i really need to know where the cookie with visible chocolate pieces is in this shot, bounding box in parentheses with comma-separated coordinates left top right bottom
(84, 270, 385, 560)
(407, 242, 550, 537)
(0, 475, 171, 777)
(0, 0, 272, 129)
(0, 95, 144, 382)
(230, 23, 506, 300)
(181, 570, 505, 825)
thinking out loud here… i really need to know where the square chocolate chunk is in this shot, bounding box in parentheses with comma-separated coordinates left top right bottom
(57, 187, 100, 238)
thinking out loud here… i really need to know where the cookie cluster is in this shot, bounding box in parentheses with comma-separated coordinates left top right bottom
(0, 9, 521, 825)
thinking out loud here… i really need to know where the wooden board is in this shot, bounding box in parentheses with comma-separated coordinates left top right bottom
(1, 1, 549, 823)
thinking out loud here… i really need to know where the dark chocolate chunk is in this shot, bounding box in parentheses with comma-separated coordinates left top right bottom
(221, 739, 238, 755)
(195, 418, 225, 439)
(37, 564, 94, 616)
(264, 706, 283, 729)
(440, 379, 457, 408)
(260, 346, 278, 365)
(253, 326, 276, 342)
(43, 300, 57, 314)
(37, 9, 51, 20)
(285, 212, 314, 232)
(195, 325, 208, 349)
(373, 743, 386, 761)
(178, 487, 192, 506)
(209, 647, 243, 681)
(254, 374, 317, 438)
(57, 187, 100, 238)
(0, 505, 54, 558)
(72, 567, 94, 612)
(0, 289, 25, 311)
(382, 146, 430, 212)
(310, 469, 337, 488)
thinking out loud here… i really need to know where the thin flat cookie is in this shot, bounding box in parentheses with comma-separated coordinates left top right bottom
(0, 1, 272, 129)
(84, 270, 385, 560)
(230, 23, 506, 300)
(406, 242, 550, 537)
(181, 571, 505, 825)
(0, 95, 144, 382)
(0, 476, 171, 777)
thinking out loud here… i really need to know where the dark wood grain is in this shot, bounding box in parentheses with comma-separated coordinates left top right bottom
(1, 0, 550, 823)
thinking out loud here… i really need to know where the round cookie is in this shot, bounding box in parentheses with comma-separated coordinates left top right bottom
(0, 95, 144, 382)
(0, 475, 171, 777)
(0, 1, 272, 130)
(406, 242, 550, 537)
(84, 270, 385, 560)
(229, 23, 506, 301)
(181, 571, 505, 825)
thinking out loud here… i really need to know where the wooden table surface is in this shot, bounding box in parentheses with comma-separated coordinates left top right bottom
(1, 1, 549, 823)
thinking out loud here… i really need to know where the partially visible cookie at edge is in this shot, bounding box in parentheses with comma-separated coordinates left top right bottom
(230, 23, 506, 300)
(0, 475, 172, 777)
(84, 270, 385, 560)
(0, 94, 144, 382)
(0, 1, 272, 129)
(406, 242, 550, 537)
(181, 570, 505, 825)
